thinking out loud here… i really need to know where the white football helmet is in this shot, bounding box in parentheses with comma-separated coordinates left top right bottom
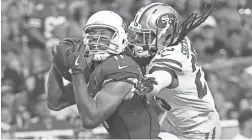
(128, 3, 180, 57)
(82, 11, 128, 61)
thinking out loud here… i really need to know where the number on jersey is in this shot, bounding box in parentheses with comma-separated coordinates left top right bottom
(181, 39, 189, 58)
(191, 53, 207, 99)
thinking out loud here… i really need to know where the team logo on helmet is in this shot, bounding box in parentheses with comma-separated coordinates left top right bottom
(156, 13, 176, 28)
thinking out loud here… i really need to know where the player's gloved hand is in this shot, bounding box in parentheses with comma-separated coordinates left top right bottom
(51, 38, 82, 81)
(135, 76, 158, 95)
(67, 42, 93, 75)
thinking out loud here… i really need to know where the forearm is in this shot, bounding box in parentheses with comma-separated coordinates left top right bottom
(149, 84, 163, 95)
(72, 73, 136, 129)
(47, 66, 63, 102)
(71, 74, 101, 128)
(145, 72, 172, 95)
(47, 65, 75, 110)
(145, 77, 163, 95)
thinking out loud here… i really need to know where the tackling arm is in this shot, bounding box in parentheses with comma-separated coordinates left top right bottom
(71, 74, 133, 129)
(47, 65, 76, 111)
(139, 43, 183, 95)
(144, 70, 173, 95)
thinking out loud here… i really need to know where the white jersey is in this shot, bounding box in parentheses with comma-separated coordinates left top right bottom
(147, 37, 219, 134)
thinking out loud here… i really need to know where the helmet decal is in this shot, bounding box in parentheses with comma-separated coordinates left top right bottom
(135, 3, 164, 23)
(156, 13, 177, 28)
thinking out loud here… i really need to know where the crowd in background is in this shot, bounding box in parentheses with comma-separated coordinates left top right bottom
(1, 0, 252, 139)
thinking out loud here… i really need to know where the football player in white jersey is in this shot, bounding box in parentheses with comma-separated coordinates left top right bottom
(128, 1, 221, 140)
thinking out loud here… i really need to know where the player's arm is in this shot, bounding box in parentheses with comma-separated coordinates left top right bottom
(138, 44, 185, 95)
(143, 67, 174, 95)
(71, 74, 133, 129)
(47, 65, 76, 111)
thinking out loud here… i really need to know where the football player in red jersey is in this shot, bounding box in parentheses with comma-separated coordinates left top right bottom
(47, 11, 160, 139)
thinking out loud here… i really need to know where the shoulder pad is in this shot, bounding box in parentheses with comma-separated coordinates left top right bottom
(150, 44, 186, 73)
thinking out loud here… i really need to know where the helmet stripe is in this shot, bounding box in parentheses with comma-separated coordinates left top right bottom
(135, 3, 164, 23)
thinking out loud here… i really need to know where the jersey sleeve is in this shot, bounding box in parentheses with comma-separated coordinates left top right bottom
(101, 55, 142, 85)
(148, 41, 189, 74)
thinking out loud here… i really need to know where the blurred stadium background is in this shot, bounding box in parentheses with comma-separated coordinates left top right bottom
(1, 0, 252, 139)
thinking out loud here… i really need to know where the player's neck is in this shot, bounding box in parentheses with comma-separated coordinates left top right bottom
(240, 128, 252, 138)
